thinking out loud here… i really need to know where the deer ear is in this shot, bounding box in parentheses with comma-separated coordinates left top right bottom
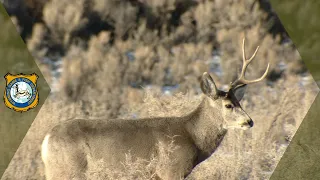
(200, 72, 218, 96)
(232, 84, 247, 101)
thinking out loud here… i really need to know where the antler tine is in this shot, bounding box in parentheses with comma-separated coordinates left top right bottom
(232, 37, 269, 87)
(243, 38, 260, 62)
(240, 63, 270, 84)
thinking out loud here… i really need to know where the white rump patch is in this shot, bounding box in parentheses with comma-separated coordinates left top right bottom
(41, 134, 50, 165)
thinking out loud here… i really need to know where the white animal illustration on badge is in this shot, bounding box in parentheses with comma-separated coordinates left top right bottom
(14, 83, 31, 99)
(41, 38, 269, 180)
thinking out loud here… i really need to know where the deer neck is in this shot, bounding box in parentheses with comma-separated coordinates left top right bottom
(184, 96, 227, 155)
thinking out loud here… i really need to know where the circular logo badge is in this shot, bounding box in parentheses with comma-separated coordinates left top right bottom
(6, 77, 37, 108)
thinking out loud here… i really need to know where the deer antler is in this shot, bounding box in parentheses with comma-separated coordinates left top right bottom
(231, 38, 270, 88)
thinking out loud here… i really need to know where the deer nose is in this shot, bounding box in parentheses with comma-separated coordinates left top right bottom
(247, 119, 254, 127)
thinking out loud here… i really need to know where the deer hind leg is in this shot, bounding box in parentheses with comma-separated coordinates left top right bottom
(42, 134, 88, 180)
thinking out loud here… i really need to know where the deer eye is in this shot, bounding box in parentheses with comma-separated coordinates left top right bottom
(225, 104, 233, 109)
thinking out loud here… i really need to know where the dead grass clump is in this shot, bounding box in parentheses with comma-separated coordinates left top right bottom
(92, 0, 138, 39)
(43, 0, 88, 46)
(85, 136, 181, 180)
(124, 88, 201, 119)
(27, 23, 49, 60)
(59, 45, 87, 100)
(85, 153, 158, 180)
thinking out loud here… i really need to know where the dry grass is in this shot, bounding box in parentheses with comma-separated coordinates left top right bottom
(2, 75, 318, 180)
(85, 137, 182, 180)
(42, 0, 88, 45)
(2, 0, 319, 179)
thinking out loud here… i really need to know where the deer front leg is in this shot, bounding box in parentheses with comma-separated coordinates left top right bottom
(155, 140, 196, 180)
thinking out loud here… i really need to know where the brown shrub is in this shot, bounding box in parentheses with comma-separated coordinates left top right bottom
(42, 0, 88, 46)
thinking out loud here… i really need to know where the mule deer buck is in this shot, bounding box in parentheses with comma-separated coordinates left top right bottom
(41, 38, 269, 180)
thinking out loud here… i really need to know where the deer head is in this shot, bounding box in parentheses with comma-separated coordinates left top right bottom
(200, 38, 269, 130)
